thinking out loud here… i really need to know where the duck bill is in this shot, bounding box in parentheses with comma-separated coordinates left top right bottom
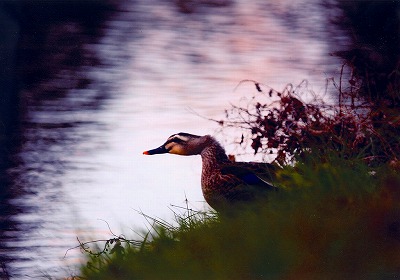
(143, 145, 169, 155)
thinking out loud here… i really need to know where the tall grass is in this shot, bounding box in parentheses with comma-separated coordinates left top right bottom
(78, 155, 400, 279)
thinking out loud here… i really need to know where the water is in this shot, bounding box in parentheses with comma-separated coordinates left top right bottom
(1, 0, 344, 278)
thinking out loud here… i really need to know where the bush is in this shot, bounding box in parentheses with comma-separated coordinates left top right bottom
(216, 78, 399, 167)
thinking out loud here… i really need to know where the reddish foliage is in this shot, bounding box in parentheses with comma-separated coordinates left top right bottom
(218, 77, 400, 166)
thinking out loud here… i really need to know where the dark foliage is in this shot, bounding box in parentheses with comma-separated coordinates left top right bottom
(217, 76, 399, 167)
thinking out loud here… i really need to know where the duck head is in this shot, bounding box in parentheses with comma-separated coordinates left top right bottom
(143, 132, 210, 156)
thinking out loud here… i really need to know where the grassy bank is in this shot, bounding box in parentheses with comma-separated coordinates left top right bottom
(77, 155, 400, 279)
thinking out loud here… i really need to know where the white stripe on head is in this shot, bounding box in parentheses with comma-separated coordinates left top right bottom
(166, 133, 200, 143)
(166, 134, 188, 143)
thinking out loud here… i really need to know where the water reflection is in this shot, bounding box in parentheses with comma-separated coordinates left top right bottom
(0, 0, 351, 277)
(1, 1, 118, 277)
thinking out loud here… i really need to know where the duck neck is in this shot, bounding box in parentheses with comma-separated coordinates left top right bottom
(200, 137, 230, 169)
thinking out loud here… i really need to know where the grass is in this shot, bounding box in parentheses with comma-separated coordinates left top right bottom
(76, 154, 400, 279)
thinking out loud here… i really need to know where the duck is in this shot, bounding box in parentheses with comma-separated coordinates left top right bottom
(143, 132, 278, 211)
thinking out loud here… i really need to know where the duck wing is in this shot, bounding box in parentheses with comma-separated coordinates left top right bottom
(220, 162, 279, 191)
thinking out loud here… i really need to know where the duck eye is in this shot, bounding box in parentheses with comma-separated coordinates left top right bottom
(166, 136, 186, 145)
(172, 138, 185, 144)
(165, 140, 182, 151)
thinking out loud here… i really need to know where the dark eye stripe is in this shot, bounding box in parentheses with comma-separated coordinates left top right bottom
(165, 136, 185, 145)
(164, 133, 200, 145)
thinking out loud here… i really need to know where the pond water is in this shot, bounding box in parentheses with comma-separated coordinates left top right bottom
(1, 0, 345, 278)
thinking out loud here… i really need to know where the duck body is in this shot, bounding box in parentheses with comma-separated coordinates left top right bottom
(143, 133, 278, 211)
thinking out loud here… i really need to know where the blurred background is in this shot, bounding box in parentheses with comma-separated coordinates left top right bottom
(0, 0, 398, 278)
